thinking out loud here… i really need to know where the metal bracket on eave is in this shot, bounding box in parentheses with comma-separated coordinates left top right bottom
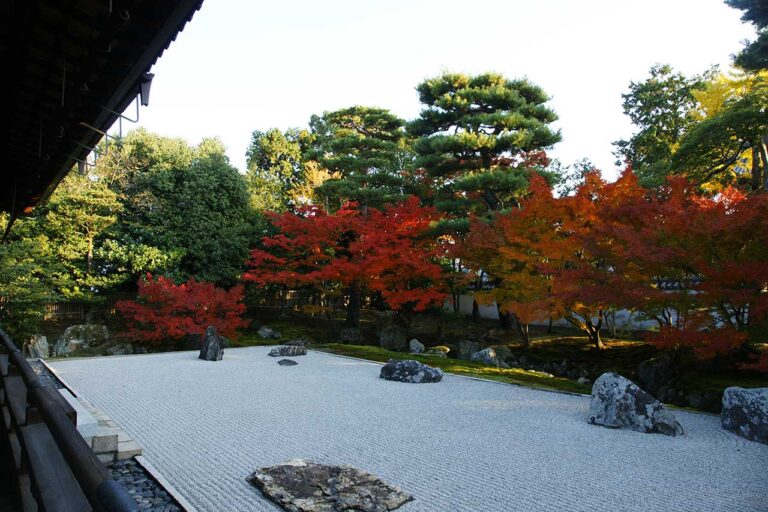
(100, 94, 141, 138)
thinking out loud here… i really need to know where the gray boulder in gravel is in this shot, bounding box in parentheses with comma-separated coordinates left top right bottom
(471, 347, 509, 368)
(258, 326, 281, 339)
(379, 325, 407, 351)
(380, 359, 443, 383)
(277, 359, 298, 366)
(409, 339, 424, 354)
(588, 372, 684, 436)
(199, 326, 224, 361)
(721, 387, 768, 444)
(269, 345, 307, 357)
(247, 459, 413, 512)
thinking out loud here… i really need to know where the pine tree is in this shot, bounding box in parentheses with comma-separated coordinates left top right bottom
(408, 72, 560, 219)
(308, 106, 409, 211)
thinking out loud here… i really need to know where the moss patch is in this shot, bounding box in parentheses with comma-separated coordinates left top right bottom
(315, 343, 590, 394)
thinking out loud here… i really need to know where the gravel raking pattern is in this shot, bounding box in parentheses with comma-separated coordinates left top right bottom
(50, 347, 768, 512)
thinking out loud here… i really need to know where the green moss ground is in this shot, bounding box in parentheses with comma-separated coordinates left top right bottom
(314, 343, 591, 394)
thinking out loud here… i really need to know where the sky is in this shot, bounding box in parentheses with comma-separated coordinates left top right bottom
(129, 0, 756, 179)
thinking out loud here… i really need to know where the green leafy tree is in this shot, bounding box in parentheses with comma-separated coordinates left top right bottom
(100, 130, 252, 285)
(672, 72, 768, 190)
(245, 128, 312, 211)
(613, 64, 710, 187)
(0, 215, 55, 340)
(308, 106, 409, 210)
(726, 0, 768, 71)
(36, 172, 123, 304)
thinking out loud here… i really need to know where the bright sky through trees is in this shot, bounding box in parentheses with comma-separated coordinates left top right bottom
(132, 0, 756, 178)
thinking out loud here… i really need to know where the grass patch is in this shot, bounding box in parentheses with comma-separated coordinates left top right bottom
(314, 343, 591, 394)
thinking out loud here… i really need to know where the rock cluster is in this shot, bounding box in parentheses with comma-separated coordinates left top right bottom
(269, 345, 307, 357)
(106, 343, 135, 356)
(457, 340, 481, 360)
(199, 326, 224, 361)
(247, 459, 413, 512)
(471, 348, 509, 368)
(588, 372, 684, 436)
(379, 326, 407, 351)
(380, 359, 443, 384)
(258, 326, 281, 339)
(506, 354, 594, 381)
(339, 327, 362, 344)
(721, 387, 768, 444)
(109, 459, 180, 512)
(635, 354, 677, 396)
(52, 324, 110, 356)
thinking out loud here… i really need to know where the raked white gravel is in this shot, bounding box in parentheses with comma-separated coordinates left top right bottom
(50, 347, 767, 512)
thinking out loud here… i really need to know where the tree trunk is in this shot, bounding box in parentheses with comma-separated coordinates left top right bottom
(497, 305, 513, 330)
(586, 312, 605, 350)
(344, 283, 361, 328)
(471, 299, 480, 323)
(750, 146, 762, 192)
(760, 136, 768, 190)
(547, 317, 553, 334)
(591, 328, 604, 351)
(513, 314, 530, 348)
(435, 312, 445, 341)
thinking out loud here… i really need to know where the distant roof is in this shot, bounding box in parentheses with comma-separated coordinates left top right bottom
(0, 0, 204, 218)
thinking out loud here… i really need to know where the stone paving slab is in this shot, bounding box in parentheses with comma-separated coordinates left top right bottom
(50, 347, 768, 512)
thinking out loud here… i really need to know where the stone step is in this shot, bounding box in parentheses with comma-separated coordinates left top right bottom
(70, 394, 143, 462)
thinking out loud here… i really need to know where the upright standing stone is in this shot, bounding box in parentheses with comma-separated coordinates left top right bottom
(199, 326, 224, 361)
(24, 335, 49, 358)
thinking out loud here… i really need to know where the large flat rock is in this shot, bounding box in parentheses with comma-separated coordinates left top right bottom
(247, 459, 413, 512)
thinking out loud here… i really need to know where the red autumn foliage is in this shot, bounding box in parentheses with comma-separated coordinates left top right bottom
(465, 168, 768, 370)
(116, 274, 248, 343)
(244, 197, 447, 314)
(464, 172, 616, 349)
(586, 172, 768, 366)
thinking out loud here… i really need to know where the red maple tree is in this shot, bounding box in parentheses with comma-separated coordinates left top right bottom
(116, 274, 248, 344)
(587, 172, 768, 366)
(244, 197, 447, 324)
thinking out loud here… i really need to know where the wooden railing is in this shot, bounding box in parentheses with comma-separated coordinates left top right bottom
(0, 327, 137, 511)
